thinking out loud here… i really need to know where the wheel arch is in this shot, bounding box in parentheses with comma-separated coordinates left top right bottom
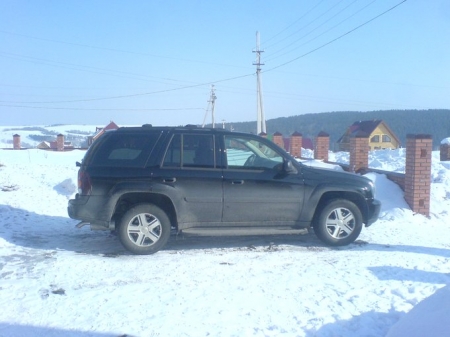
(113, 192, 178, 230)
(311, 191, 369, 227)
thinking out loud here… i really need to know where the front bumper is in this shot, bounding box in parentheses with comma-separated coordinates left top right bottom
(365, 198, 381, 227)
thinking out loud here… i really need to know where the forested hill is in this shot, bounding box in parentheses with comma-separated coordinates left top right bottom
(227, 109, 450, 150)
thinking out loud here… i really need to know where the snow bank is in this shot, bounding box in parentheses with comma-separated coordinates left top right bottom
(441, 137, 450, 145)
(386, 285, 450, 337)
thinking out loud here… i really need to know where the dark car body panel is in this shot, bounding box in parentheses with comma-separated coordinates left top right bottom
(222, 167, 305, 224)
(152, 166, 224, 225)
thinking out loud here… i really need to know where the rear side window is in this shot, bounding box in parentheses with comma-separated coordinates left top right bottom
(163, 134, 215, 168)
(90, 132, 160, 167)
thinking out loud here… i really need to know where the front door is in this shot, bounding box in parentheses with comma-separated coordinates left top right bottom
(222, 135, 304, 225)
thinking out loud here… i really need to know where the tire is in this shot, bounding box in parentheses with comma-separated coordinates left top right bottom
(313, 199, 363, 246)
(118, 204, 171, 255)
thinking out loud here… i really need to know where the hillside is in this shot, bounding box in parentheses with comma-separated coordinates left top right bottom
(1, 109, 449, 150)
(0, 124, 98, 149)
(228, 109, 450, 150)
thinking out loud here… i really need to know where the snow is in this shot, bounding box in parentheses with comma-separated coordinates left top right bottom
(385, 285, 450, 337)
(1, 145, 450, 337)
(0, 125, 98, 149)
(0, 125, 137, 149)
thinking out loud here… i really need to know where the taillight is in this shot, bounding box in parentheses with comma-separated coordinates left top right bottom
(78, 170, 92, 195)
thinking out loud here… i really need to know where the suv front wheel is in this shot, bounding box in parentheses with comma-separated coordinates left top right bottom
(118, 204, 171, 255)
(313, 199, 363, 246)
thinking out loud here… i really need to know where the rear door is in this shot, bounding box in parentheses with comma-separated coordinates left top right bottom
(153, 132, 223, 225)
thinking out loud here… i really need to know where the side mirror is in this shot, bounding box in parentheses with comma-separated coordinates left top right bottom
(76, 161, 82, 167)
(284, 159, 298, 174)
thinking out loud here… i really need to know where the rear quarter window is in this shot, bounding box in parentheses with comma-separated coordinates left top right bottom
(90, 132, 161, 167)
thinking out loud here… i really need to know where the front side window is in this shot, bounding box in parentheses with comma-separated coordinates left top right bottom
(225, 136, 283, 170)
(163, 134, 215, 168)
(370, 135, 380, 143)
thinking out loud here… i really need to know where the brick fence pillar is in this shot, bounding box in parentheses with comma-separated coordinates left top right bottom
(56, 134, 65, 151)
(404, 134, 432, 216)
(290, 132, 302, 158)
(440, 142, 450, 161)
(314, 131, 329, 161)
(13, 134, 21, 150)
(349, 134, 369, 173)
(272, 132, 284, 150)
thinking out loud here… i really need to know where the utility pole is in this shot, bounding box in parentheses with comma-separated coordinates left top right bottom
(210, 85, 216, 128)
(202, 85, 217, 128)
(253, 31, 266, 135)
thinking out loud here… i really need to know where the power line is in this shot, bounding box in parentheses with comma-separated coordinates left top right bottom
(0, 104, 204, 111)
(264, 0, 408, 73)
(262, 0, 327, 48)
(265, 0, 364, 61)
(274, 69, 449, 89)
(0, 51, 209, 85)
(264, 0, 346, 52)
(0, 30, 247, 69)
(0, 72, 254, 104)
(0, 1, 408, 107)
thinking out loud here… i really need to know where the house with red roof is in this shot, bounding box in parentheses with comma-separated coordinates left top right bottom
(337, 120, 400, 151)
(88, 121, 119, 146)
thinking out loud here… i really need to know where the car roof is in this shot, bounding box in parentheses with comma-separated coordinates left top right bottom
(114, 124, 254, 137)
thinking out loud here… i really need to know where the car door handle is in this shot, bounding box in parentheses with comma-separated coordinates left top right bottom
(163, 178, 176, 183)
(231, 180, 244, 185)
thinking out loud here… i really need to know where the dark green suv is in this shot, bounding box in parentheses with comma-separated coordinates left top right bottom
(68, 125, 380, 254)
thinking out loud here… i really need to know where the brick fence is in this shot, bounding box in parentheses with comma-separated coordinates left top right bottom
(289, 132, 302, 158)
(266, 131, 437, 217)
(314, 132, 329, 161)
(349, 133, 370, 173)
(13, 134, 21, 149)
(9, 134, 68, 151)
(441, 143, 450, 161)
(404, 134, 432, 216)
(344, 133, 432, 216)
(56, 134, 65, 151)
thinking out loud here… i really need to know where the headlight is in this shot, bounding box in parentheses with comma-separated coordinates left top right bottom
(368, 180, 376, 199)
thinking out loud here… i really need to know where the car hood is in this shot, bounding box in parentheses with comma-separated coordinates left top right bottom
(300, 163, 374, 188)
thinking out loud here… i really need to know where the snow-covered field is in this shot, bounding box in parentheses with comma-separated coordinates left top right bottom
(1, 145, 450, 337)
(0, 125, 98, 149)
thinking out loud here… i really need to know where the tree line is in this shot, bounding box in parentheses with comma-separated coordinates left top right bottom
(226, 109, 450, 150)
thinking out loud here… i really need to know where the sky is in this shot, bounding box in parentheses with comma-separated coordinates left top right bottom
(1, 147, 450, 336)
(1, 0, 449, 129)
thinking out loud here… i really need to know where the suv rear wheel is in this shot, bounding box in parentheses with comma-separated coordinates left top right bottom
(313, 199, 363, 246)
(118, 204, 171, 255)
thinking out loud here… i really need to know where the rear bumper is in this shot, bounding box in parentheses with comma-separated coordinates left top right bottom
(68, 194, 112, 225)
(365, 198, 381, 227)
(68, 194, 88, 220)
